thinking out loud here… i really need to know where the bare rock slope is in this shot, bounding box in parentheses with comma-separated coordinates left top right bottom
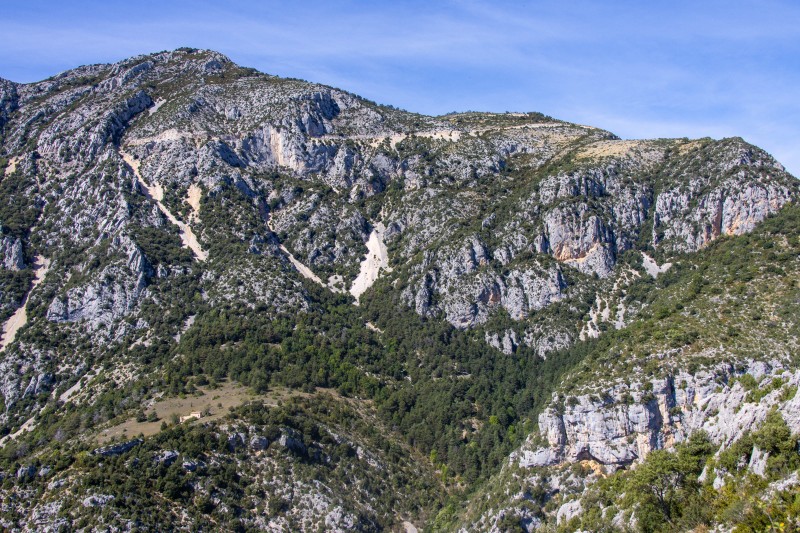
(0, 49, 797, 531)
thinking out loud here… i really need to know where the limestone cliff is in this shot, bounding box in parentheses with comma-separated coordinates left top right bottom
(0, 49, 797, 531)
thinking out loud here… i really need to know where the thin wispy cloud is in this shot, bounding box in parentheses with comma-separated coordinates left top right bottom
(1, 0, 797, 174)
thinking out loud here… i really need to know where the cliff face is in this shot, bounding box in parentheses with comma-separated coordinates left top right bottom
(462, 203, 800, 530)
(1, 49, 794, 351)
(468, 361, 800, 531)
(0, 49, 798, 530)
(521, 360, 800, 471)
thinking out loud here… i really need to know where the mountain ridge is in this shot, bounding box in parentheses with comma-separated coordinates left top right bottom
(0, 48, 797, 531)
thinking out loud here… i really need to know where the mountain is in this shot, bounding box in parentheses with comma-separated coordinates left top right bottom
(0, 48, 798, 531)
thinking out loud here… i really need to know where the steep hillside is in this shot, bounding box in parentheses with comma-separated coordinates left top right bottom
(0, 48, 797, 531)
(460, 205, 800, 531)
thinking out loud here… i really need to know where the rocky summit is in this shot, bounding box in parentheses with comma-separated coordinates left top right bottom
(0, 48, 798, 531)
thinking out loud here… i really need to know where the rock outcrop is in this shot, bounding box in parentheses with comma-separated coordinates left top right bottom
(518, 359, 800, 471)
(0, 48, 797, 532)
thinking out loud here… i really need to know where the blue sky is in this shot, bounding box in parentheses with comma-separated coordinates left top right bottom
(2, 0, 798, 174)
